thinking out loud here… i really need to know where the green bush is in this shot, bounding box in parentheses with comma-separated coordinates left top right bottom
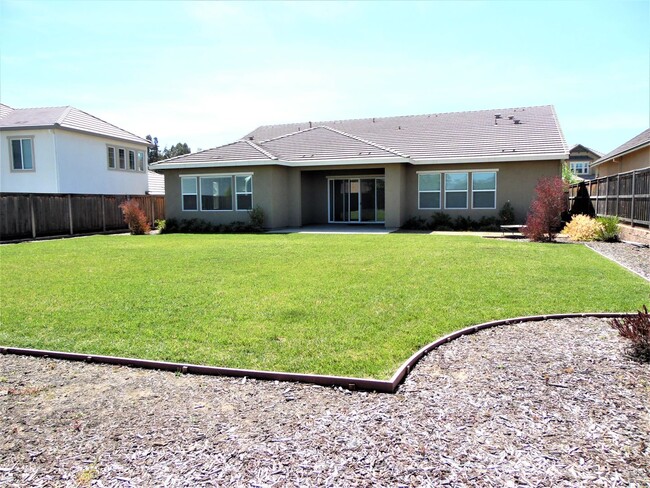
(429, 212, 454, 230)
(161, 217, 264, 234)
(499, 201, 516, 225)
(596, 216, 620, 242)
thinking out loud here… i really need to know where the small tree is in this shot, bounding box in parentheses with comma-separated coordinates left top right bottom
(119, 199, 151, 235)
(522, 176, 566, 242)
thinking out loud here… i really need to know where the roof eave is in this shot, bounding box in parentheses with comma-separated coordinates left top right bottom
(0, 124, 150, 146)
(590, 141, 650, 168)
(151, 159, 276, 170)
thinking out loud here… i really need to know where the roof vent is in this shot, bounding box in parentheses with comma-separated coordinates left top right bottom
(494, 114, 502, 119)
(514, 119, 521, 124)
(309, 121, 312, 128)
(248, 136, 254, 140)
(373, 118, 376, 123)
(508, 115, 514, 120)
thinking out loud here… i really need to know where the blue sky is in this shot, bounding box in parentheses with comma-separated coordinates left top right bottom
(1, 0, 648, 154)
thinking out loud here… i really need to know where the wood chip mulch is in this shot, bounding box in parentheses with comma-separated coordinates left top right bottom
(1, 316, 649, 487)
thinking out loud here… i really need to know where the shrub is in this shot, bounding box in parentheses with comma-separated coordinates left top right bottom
(596, 216, 620, 242)
(248, 205, 265, 231)
(429, 212, 454, 230)
(119, 200, 151, 235)
(154, 219, 166, 231)
(499, 201, 516, 225)
(453, 215, 474, 231)
(522, 176, 566, 242)
(561, 214, 603, 241)
(610, 306, 650, 362)
(569, 181, 596, 218)
(401, 216, 428, 230)
(158, 217, 265, 234)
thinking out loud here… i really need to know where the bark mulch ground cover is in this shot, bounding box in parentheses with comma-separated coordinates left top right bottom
(2, 315, 649, 487)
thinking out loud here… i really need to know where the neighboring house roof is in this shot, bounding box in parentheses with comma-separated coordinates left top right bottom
(591, 128, 650, 167)
(569, 144, 603, 157)
(152, 105, 569, 170)
(0, 105, 150, 145)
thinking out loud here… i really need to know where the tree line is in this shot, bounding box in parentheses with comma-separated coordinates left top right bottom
(146, 135, 191, 163)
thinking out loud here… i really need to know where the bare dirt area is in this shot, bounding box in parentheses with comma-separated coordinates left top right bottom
(1, 317, 649, 487)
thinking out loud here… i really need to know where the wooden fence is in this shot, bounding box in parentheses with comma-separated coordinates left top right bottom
(568, 167, 649, 227)
(0, 193, 165, 241)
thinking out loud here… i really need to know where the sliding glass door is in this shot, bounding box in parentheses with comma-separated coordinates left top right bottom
(328, 177, 385, 223)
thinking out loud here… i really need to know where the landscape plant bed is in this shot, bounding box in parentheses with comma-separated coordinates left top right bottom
(1, 234, 649, 379)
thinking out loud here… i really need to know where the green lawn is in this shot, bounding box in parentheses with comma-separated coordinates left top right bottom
(1, 234, 648, 379)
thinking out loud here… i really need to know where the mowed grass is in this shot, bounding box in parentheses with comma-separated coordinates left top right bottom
(1, 234, 648, 379)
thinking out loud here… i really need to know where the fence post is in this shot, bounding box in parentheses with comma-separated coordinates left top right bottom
(630, 170, 636, 227)
(29, 194, 36, 239)
(151, 196, 155, 226)
(604, 176, 609, 216)
(615, 175, 620, 219)
(67, 194, 74, 235)
(101, 195, 106, 232)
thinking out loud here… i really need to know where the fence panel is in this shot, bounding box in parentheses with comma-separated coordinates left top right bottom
(0, 193, 165, 241)
(568, 167, 649, 227)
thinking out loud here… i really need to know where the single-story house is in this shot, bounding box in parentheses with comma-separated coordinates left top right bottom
(151, 105, 569, 229)
(591, 128, 650, 178)
(568, 144, 602, 180)
(0, 104, 157, 195)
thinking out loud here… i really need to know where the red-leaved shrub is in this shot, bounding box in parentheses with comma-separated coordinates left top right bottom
(522, 176, 566, 242)
(119, 199, 151, 235)
(611, 306, 650, 362)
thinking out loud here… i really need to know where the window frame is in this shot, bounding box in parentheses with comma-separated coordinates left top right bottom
(417, 173, 441, 210)
(128, 150, 136, 171)
(235, 175, 254, 211)
(137, 151, 145, 172)
(444, 172, 469, 210)
(471, 171, 497, 209)
(107, 146, 116, 169)
(181, 176, 198, 211)
(199, 175, 234, 212)
(8, 136, 35, 172)
(118, 148, 126, 170)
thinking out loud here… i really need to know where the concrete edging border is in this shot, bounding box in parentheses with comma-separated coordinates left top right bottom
(0, 313, 633, 394)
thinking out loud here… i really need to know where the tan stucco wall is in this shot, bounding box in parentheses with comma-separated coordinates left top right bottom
(162, 159, 561, 229)
(163, 165, 297, 229)
(594, 146, 650, 177)
(404, 160, 562, 224)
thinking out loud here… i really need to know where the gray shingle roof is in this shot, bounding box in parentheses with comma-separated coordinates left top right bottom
(0, 105, 149, 145)
(152, 105, 568, 170)
(246, 105, 568, 161)
(591, 128, 650, 167)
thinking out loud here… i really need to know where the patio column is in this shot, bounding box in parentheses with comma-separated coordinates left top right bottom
(288, 168, 302, 227)
(384, 164, 407, 228)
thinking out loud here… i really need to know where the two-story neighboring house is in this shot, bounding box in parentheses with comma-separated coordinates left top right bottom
(568, 144, 602, 180)
(0, 104, 154, 195)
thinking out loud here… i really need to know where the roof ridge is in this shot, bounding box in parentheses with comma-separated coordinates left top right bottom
(549, 105, 569, 154)
(243, 139, 278, 160)
(253, 105, 556, 132)
(258, 125, 321, 143)
(153, 140, 245, 164)
(55, 106, 73, 125)
(319, 125, 409, 158)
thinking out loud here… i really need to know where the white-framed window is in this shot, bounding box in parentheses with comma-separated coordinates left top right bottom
(137, 151, 145, 171)
(107, 146, 116, 169)
(128, 150, 136, 171)
(9, 137, 34, 171)
(445, 173, 468, 209)
(181, 177, 198, 211)
(418, 173, 441, 209)
(200, 176, 233, 211)
(118, 148, 126, 169)
(235, 175, 253, 210)
(472, 172, 497, 209)
(570, 162, 589, 174)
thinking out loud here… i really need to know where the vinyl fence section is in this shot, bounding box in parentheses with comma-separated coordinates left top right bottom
(0, 193, 165, 241)
(568, 167, 650, 227)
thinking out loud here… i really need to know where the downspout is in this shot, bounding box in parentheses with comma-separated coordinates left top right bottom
(51, 128, 61, 192)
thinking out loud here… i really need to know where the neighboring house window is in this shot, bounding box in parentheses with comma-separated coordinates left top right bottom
(10, 137, 34, 171)
(181, 177, 198, 211)
(128, 150, 136, 171)
(107, 146, 116, 169)
(418, 173, 441, 209)
(570, 162, 589, 174)
(235, 175, 253, 210)
(137, 151, 145, 172)
(200, 176, 233, 211)
(472, 172, 497, 209)
(118, 148, 126, 169)
(445, 173, 468, 209)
